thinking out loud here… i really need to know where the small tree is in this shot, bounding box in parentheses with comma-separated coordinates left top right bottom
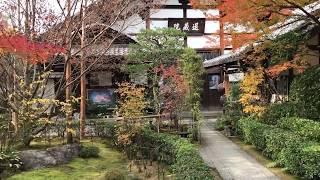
(126, 28, 185, 115)
(158, 65, 188, 129)
(180, 48, 205, 140)
(116, 82, 147, 146)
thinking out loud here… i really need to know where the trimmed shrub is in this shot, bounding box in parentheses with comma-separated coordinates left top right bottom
(264, 128, 305, 162)
(238, 117, 272, 150)
(282, 142, 320, 179)
(102, 168, 126, 180)
(79, 145, 100, 158)
(277, 117, 320, 142)
(173, 141, 213, 180)
(260, 102, 298, 125)
(133, 129, 213, 180)
(290, 65, 320, 120)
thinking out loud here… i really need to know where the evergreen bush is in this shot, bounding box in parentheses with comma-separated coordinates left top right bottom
(79, 145, 100, 158)
(260, 102, 298, 125)
(290, 65, 320, 120)
(277, 117, 320, 142)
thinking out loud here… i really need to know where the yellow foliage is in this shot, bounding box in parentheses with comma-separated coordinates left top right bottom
(116, 82, 147, 146)
(240, 67, 266, 116)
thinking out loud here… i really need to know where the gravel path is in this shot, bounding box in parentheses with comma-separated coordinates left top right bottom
(200, 118, 280, 180)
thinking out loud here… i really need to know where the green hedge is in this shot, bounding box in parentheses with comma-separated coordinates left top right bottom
(260, 102, 298, 125)
(238, 118, 320, 179)
(290, 65, 320, 120)
(277, 117, 320, 142)
(238, 117, 272, 150)
(264, 128, 305, 162)
(135, 129, 213, 180)
(282, 142, 320, 179)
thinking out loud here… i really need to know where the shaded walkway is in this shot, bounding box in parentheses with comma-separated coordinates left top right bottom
(200, 118, 279, 180)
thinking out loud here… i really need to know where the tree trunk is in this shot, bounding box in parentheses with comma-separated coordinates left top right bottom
(80, 0, 87, 140)
(65, 0, 73, 144)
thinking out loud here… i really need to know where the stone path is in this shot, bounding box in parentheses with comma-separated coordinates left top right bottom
(200, 118, 279, 180)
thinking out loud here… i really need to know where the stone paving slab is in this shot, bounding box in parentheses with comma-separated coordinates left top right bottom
(200, 118, 280, 180)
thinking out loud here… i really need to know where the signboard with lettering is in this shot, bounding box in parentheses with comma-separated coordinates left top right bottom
(168, 18, 205, 35)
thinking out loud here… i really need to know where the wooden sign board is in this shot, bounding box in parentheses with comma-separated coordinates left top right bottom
(168, 18, 205, 35)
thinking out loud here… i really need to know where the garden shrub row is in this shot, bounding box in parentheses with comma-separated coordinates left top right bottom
(238, 117, 320, 179)
(135, 129, 214, 180)
(260, 102, 298, 125)
(277, 117, 320, 142)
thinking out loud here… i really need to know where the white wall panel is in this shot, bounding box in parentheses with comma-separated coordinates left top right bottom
(187, 35, 220, 49)
(187, 9, 220, 18)
(114, 14, 146, 34)
(205, 21, 219, 33)
(163, 0, 180, 5)
(150, 9, 183, 18)
(150, 20, 168, 29)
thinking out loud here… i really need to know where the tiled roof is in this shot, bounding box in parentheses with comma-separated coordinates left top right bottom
(72, 44, 129, 56)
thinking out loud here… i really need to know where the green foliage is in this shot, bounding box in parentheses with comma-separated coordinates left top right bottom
(0, 151, 22, 176)
(129, 129, 213, 179)
(173, 141, 213, 180)
(282, 142, 320, 179)
(238, 117, 272, 150)
(79, 145, 100, 158)
(126, 28, 185, 114)
(238, 117, 320, 179)
(277, 117, 320, 142)
(102, 168, 126, 180)
(180, 48, 205, 141)
(267, 32, 306, 65)
(290, 65, 320, 120)
(264, 128, 305, 162)
(260, 102, 298, 125)
(216, 83, 243, 134)
(127, 28, 185, 73)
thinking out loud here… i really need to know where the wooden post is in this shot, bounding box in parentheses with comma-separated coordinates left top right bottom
(219, 10, 225, 55)
(80, 0, 87, 140)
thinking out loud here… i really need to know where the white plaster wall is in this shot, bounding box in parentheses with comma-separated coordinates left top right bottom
(205, 21, 219, 33)
(187, 9, 219, 18)
(150, 20, 168, 29)
(187, 35, 220, 49)
(163, 0, 180, 5)
(114, 14, 146, 34)
(150, 9, 183, 18)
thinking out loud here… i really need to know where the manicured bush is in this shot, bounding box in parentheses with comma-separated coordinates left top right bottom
(290, 65, 320, 120)
(282, 142, 320, 179)
(277, 117, 320, 142)
(79, 145, 100, 158)
(260, 102, 298, 125)
(133, 129, 213, 180)
(173, 141, 213, 180)
(238, 117, 272, 150)
(264, 128, 305, 162)
(102, 168, 126, 180)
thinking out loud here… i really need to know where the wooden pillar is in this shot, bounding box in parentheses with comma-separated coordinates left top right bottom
(219, 10, 225, 55)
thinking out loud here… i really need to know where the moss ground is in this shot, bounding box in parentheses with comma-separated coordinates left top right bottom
(9, 140, 128, 180)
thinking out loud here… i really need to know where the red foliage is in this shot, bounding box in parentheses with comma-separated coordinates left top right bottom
(158, 65, 188, 115)
(0, 33, 65, 64)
